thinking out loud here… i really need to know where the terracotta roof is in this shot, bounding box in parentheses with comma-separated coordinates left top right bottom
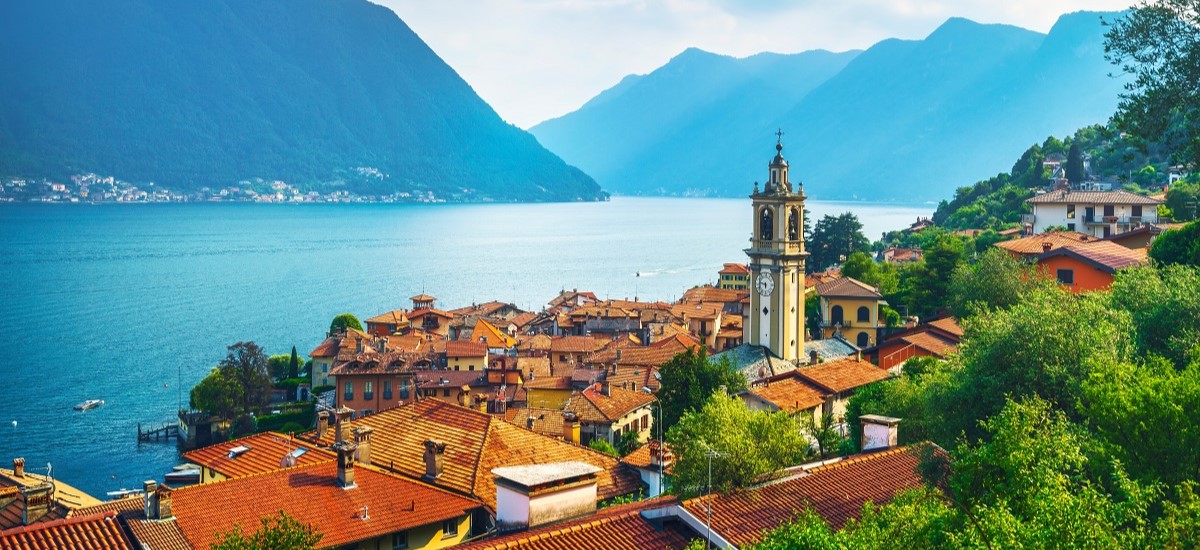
(459, 497, 691, 550)
(517, 334, 553, 352)
(525, 376, 574, 390)
(670, 302, 723, 321)
(414, 370, 488, 389)
(182, 432, 335, 479)
(72, 495, 190, 550)
(549, 336, 601, 354)
(1026, 189, 1162, 205)
(446, 340, 489, 358)
(606, 365, 661, 393)
(301, 400, 642, 508)
(994, 231, 1096, 256)
(408, 308, 453, 320)
(590, 346, 684, 369)
(471, 319, 517, 349)
(649, 333, 701, 351)
(1039, 240, 1149, 273)
(309, 328, 381, 358)
(681, 286, 746, 305)
(620, 442, 674, 475)
(410, 293, 436, 302)
(171, 461, 482, 550)
(566, 385, 656, 424)
(795, 356, 890, 393)
(0, 467, 98, 530)
(682, 445, 933, 547)
(813, 277, 883, 299)
(509, 312, 539, 329)
(926, 317, 963, 338)
(746, 376, 828, 412)
(0, 511, 133, 550)
(517, 356, 553, 380)
(719, 263, 751, 275)
(899, 332, 959, 357)
(330, 352, 423, 377)
(502, 407, 567, 437)
(364, 309, 409, 326)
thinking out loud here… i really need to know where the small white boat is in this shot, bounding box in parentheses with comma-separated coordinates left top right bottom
(106, 488, 139, 499)
(74, 399, 104, 411)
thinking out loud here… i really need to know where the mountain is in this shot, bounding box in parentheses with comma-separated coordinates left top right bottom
(530, 12, 1126, 202)
(0, 0, 603, 202)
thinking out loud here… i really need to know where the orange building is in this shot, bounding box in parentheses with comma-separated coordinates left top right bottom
(1036, 240, 1148, 293)
(331, 354, 420, 414)
(364, 309, 410, 336)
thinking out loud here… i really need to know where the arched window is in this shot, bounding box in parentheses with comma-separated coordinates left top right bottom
(830, 305, 844, 325)
(788, 208, 799, 240)
(857, 306, 870, 322)
(759, 208, 773, 240)
(857, 332, 870, 348)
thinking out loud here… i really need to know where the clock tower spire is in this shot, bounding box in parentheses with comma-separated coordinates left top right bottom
(744, 132, 808, 362)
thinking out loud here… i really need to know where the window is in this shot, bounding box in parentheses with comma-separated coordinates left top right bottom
(641, 415, 648, 430)
(382, 380, 392, 400)
(363, 381, 373, 401)
(857, 332, 870, 348)
(343, 382, 353, 402)
(442, 518, 459, 538)
(760, 208, 773, 240)
(856, 306, 870, 323)
(1056, 269, 1074, 285)
(830, 305, 844, 325)
(560, 354, 568, 362)
(399, 380, 410, 400)
(1132, 205, 1143, 217)
(1104, 204, 1115, 217)
(321, 363, 328, 373)
(392, 531, 409, 549)
(443, 389, 451, 397)
(1066, 204, 1075, 219)
(1067, 223, 1076, 231)
(469, 365, 475, 371)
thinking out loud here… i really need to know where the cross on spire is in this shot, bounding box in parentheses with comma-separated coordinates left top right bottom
(775, 128, 785, 144)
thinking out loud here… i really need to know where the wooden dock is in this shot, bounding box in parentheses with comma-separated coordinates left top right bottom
(138, 422, 180, 443)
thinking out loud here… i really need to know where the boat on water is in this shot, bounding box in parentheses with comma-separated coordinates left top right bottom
(73, 399, 104, 411)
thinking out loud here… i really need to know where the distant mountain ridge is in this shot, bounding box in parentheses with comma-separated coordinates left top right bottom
(0, 0, 603, 202)
(530, 11, 1126, 201)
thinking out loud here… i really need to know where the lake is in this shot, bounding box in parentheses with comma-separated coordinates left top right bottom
(0, 197, 930, 496)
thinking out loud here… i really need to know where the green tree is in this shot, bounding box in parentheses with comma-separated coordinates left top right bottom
(905, 235, 965, 319)
(667, 392, 805, 496)
(210, 511, 323, 550)
(288, 345, 300, 379)
(616, 429, 642, 456)
(267, 354, 292, 381)
(1108, 263, 1200, 367)
(808, 212, 870, 272)
(1065, 140, 1086, 183)
(189, 368, 240, 419)
(1149, 219, 1200, 267)
(655, 347, 746, 431)
(800, 411, 843, 460)
(329, 313, 363, 334)
(588, 438, 618, 457)
(218, 341, 273, 413)
(1165, 181, 1200, 221)
(948, 247, 1053, 318)
(1106, 1, 1200, 170)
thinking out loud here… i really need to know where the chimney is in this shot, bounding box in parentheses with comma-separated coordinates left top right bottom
(856, 350, 862, 361)
(316, 410, 330, 440)
(1041, 241, 1052, 253)
(493, 462, 600, 532)
(526, 416, 535, 430)
(860, 415, 902, 451)
(474, 394, 487, 413)
(335, 406, 354, 443)
(334, 440, 358, 488)
(353, 426, 374, 465)
(18, 482, 53, 525)
(422, 440, 446, 481)
(12, 458, 24, 478)
(143, 481, 174, 520)
(599, 381, 610, 397)
(809, 350, 818, 364)
(456, 386, 470, 407)
(562, 412, 581, 445)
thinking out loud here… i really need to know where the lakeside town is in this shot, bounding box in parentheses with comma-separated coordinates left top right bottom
(6, 135, 1200, 549)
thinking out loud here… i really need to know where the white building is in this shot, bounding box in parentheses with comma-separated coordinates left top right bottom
(1024, 189, 1162, 238)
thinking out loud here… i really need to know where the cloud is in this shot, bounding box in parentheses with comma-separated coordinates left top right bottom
(373, 0, 1130, 128)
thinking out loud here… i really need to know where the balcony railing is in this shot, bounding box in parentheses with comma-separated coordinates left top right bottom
(363, 392, 374, 401)
(749, 239, 806, 255)
(382, 391, 393, 400)
(1084, 215, 1143, 225)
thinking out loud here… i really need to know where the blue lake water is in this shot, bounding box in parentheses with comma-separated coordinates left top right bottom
(0, 197, 930, 497)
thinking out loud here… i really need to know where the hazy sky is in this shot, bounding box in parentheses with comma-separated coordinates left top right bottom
(375, 0, 1130, 128)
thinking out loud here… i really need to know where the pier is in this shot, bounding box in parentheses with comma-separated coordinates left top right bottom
(137, 422, 179, 443)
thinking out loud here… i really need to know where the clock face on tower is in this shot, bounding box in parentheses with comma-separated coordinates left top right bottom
(755, 271, 774, 296)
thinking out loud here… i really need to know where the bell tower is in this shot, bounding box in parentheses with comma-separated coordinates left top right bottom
(744, 131, 808, 362)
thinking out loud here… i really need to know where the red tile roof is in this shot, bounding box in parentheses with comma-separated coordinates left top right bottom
(182, 432, 335, 479)
(682, 445, 934, 547)
(620, 442, 675, 475)
(446, 340, 489, 358)
(524, 376, 574, 390)
(681, 286, 746, 305)
(719, 263, 750, 275)
(549, 336, 601, 354)
(746, 376, 828, 412)
(171, 462, 482, 550)
(566, 384, 656, 424)
(301, 400, 642, 509)
(1039, 240, 1149, 273)
(994, 231, 1094, 256)
(471, 319, 518, 349)
(1026, 189, 1162, 205)
(459, 497, 691, 550)
(926, 317, 963, 338)
(899, 332, 959, 357)
(814, 277, 884, 299)
(72, 495, 190, 550)
(364, 309, 409, 326)
(795, 356, 890, 393)
(0, 511, 133, 550)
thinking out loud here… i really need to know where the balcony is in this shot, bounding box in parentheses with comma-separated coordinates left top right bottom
(747, 239, 806, 256)
(1084, 215, 1143, 225)
(382, 391, 393, 400)
(363, 392, 374, 401)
